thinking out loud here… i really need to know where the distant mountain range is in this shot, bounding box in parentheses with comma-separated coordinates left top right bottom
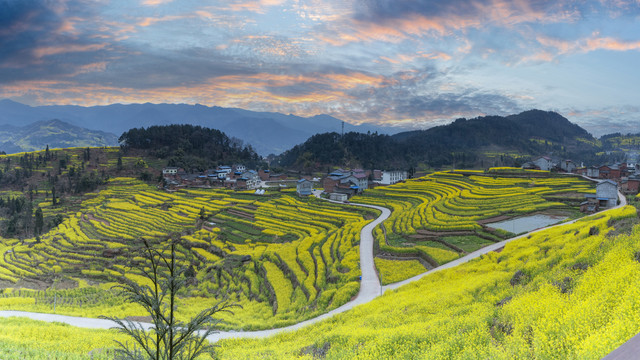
(0, 99, 396, 155)
(0, 119, 118, 153)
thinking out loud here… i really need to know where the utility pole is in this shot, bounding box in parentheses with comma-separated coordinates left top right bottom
(341, 121, 344, 137)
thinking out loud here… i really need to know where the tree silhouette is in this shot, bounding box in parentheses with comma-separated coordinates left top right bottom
(102, 238, 236, 359)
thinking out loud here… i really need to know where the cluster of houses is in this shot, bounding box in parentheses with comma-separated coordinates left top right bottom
(523, 156, 631, 213)
(310, 169, 407, 200)
(163, 164, 408, 198)
(524, 156, 640, 195)
(162, 164, 287, 191)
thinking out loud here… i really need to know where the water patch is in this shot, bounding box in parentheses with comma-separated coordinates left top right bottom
(487, 214, 568, 235)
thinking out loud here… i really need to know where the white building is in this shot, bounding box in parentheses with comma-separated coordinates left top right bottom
(162, 167, 178, 176)
(560, 160, 576, 173)
(329, 193, 348, 202)
(381, 170, 407, 185)
(533, 156, 553, 171)
(587, 166, 600, 178)
(596, 180, 618, 208)
(296, 179, 313, 196)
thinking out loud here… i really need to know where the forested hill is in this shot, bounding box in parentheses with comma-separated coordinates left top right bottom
(277, 110, 604, 171)
(119, 124, 262, 171)
(394, 110, 592, 147)
(277, 132, 405, 171)
(0, 119, 117, 153)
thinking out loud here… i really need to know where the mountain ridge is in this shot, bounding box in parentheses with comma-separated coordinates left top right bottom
(277, 109, 610, 170)
(0, 99, 396, 155)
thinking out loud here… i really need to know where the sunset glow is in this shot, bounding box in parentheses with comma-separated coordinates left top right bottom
(1, 0, 639, 133)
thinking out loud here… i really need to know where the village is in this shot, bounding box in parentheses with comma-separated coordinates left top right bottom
(161, 165, 407, 202)
(523, 155, 640, 212)
(160, 155, 635, 215)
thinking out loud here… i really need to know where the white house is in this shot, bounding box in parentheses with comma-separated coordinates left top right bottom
(381, 170, 407, 185)
(533, 156, 553, 171)
(233, 164, 247, 173)
(342, 174, 368, 193)
(296, 179, 313, 196)
(162, 167, 178, 176)
(329, 193, 348, 202)
(587, 166, 600, 178)
(560, 160, 576, 173)
(596, 180, 618, 208)
(239, 170, 260, 190)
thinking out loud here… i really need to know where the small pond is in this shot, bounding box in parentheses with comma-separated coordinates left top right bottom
(487, 214, 568, 235)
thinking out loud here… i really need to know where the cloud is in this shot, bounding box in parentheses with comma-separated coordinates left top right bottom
(141, 0, 175, 6)
(567, 106, 640, 136)
(313, 0, 580, 46)
(0, 0, 117, 82)
(518, 33, 640, 63)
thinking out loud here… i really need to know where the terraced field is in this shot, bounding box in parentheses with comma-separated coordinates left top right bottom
(353, 171, 595, 283)
(216, 205, 640, 359)
(0, 177, 377, 330)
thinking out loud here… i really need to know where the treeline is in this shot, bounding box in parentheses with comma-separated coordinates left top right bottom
(0, 146, 108, 238)
(277, 110, 614, 171)
(119, 124, 263, 171)
(276, 132, 407, 172)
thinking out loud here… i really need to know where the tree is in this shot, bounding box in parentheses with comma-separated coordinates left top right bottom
(102, 238, 235, 360)
(117, 155, 124, 171)
(34, 207, 43, 235)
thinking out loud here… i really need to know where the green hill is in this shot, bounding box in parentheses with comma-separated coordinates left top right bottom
(0, 119, 118, 154)
(277, 110, 609, 171)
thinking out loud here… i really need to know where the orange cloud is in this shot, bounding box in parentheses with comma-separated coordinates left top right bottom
(315, 0, 578, 46)
(530, 33, 640, 62)
(0, 69, 402, 123)
(32, 44, 107, 59)
(223, 0, 287, 13)
(141, 0, 174, 6)
(138, 15, 189, 27)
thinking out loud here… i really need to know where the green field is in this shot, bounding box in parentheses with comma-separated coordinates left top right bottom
(354, 171, 594, 281)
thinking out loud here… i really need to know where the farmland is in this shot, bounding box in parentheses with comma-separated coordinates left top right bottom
(0, 146, 598, 332)
(0, 146, 629, 360)
(354, 170, 595, 282)
(0, 174, 377, 330)
(216, 205, 640, 359)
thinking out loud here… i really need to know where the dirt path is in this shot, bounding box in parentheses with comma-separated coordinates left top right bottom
(0, 189, 630, 348)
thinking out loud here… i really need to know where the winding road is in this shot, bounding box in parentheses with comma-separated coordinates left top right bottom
(0, 187, 632, 352)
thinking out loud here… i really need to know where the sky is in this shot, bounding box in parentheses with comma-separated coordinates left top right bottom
(1, 0, 640, 135)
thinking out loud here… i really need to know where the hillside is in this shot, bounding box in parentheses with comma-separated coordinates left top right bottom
(0, 99, 395, 155)
(0, 119, 118, 154)
(0, 124, 262, 239)
(217, 206, 640, 359)
(0, 164, 594, 324)
(277, 110, 607, 171)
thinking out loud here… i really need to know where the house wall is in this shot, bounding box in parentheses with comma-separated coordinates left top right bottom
(596, 182, 618, 208)
(296, 181, 313, 195)
(587, 168, 599, 178)
(329, 193, 348, 201)
(533, 158, 552, 171)
(381, 171, 407, 185)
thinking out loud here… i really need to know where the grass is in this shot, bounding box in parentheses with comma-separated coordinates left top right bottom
(441, 235, 495, 253)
